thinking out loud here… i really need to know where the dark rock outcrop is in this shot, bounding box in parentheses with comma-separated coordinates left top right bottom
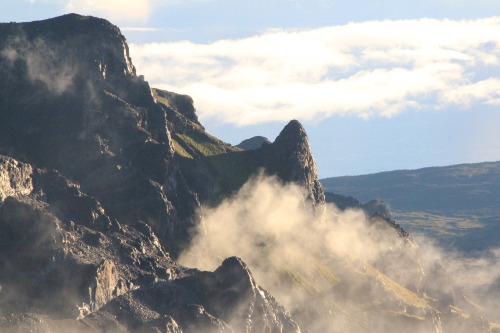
(85, 257, 300, 333)
(258, 120, 325, 208)
(152, 88, 204, 134)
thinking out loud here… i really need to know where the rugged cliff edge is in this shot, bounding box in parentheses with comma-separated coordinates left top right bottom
(0, 13, 192, 253)
(0, 14, 320, 332)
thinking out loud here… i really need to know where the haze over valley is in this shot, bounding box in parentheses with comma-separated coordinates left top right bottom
(321, 161, 500, 254)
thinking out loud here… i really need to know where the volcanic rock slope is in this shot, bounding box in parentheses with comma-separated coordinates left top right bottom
(0, 14, 496, 333)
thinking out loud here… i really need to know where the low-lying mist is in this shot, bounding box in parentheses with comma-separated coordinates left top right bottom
(179, 174, 500, 332)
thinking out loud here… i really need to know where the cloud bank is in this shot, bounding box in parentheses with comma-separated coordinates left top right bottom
(129, 17, 500, 125)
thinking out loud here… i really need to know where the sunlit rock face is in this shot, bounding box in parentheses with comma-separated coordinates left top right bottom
(0, 155, 33, 202)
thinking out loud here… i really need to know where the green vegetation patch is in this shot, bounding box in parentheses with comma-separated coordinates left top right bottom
(171, 136, 193, 159)
(176, 130, 241, 158)
(171, 125, 264, 202)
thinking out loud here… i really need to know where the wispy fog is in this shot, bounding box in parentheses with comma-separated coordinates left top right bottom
(180, 174, 500, 332)
(1, 35, 78, 94)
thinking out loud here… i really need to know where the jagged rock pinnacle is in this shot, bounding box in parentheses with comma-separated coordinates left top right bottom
(269, 120, 325, 208)
(274, 119, 306, 144)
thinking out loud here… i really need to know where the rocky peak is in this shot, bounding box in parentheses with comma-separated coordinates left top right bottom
(265, 120, 325, 208)
(153, 89, 200, 125)
(177, 257, 301, 332)
(0, 13, 136, 80)
(273, 119, 306, 146)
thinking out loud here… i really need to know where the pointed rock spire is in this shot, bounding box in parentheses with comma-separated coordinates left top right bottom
(268, 120, 325, 208)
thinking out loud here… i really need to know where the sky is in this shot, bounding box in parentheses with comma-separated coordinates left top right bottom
(1, 0, 500, 178)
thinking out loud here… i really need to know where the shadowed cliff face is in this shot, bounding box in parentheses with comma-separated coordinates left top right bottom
(0, 14, 201, 254)
(265, 119, 325, 208)
(0, 14, 325, 254)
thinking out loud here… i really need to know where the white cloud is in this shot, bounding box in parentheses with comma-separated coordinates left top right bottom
(130, 17, 500, 125)
(441, 78, 500, 107)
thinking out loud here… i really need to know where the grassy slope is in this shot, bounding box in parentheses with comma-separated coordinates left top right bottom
(153, 89, 262, 202)
(274, 252, 436, 332)
(174, 130, 261, 196)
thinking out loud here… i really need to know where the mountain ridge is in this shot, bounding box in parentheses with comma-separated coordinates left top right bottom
(320, 160, 500, 252)
(0, 13, 498, 333)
